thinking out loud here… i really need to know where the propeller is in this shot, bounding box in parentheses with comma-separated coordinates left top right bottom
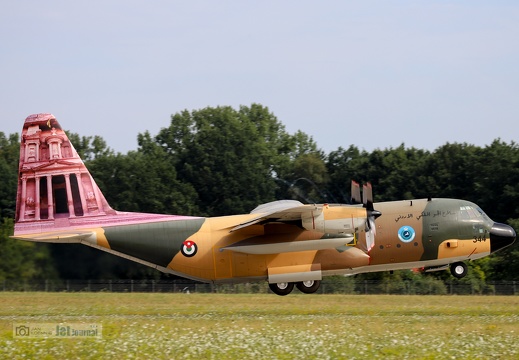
(352, 181, 382, 252)
(351, 180, 362, 205)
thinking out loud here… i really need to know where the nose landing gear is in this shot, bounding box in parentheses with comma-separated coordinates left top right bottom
(450, 262, 468, 279)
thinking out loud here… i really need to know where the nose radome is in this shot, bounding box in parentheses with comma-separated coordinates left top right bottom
(490, 223, 516, 253)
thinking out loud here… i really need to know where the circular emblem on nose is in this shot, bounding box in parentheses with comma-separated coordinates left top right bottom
(181, 240, 198, 257)
(398, 226, 416, 243)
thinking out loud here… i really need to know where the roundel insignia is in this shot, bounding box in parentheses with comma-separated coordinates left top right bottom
(398, 226, 416, 243)
(181, 240, 198, 257)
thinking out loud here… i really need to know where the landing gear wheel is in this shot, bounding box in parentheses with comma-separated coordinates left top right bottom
(296, 280, 321, 294)
(269, 282, 294, 296)
(450, 262, 468, 279)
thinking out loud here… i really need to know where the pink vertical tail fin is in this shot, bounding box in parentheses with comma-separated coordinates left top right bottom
(15, 113, 115, 232)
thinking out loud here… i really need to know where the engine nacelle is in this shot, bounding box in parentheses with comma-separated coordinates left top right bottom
(301, 205, 367, 235)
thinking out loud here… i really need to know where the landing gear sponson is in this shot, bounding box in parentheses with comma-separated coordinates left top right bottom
(270, 263, 470, 295)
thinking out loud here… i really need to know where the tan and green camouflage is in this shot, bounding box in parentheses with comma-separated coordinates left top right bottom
(12, 114, 516, 295)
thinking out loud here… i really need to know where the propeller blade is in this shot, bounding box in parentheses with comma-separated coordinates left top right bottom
(351, 180, 361, 204)
(365, 217, 376, 251)
(359, 182, 380, 252)
(363, 183, 374, 211)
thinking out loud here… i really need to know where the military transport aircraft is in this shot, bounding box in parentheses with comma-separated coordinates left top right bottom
(11, 114, 516, 295)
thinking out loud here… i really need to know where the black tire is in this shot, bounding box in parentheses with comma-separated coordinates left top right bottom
(296, 280, 321, 294)
(268, 282, 294, 296)
(450, 262, 468, 279)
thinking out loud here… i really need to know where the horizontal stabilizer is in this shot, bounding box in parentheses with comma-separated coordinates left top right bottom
(12, 231, 95, 243)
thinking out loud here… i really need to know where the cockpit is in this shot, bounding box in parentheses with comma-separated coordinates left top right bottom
(458, 201, 515, 253)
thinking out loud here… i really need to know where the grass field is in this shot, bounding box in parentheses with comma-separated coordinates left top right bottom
(0, 292, 518, 359)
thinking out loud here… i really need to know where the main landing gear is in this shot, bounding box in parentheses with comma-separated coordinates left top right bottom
(269, 280, 321, 296)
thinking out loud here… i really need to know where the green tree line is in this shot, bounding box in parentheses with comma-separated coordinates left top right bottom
(1, 104, 518, 288)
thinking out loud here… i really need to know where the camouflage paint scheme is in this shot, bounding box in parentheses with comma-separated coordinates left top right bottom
(12, 114, 516, 294)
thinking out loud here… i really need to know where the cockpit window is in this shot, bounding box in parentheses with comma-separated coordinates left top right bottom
(476, 207, 489, 220)
(459, 205, 487, 220)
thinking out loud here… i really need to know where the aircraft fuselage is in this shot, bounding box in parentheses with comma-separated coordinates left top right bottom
(11, 113, 517, 295)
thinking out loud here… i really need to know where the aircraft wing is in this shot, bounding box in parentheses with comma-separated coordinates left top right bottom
(230, 200, 321, 232)
(222, 235, 354, 254)
(225, 200, 357, 254)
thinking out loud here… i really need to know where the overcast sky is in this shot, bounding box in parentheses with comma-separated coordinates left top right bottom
(1, 1, 518, 154)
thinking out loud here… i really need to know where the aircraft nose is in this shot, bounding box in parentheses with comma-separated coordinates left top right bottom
(490, 222, 516, 253)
